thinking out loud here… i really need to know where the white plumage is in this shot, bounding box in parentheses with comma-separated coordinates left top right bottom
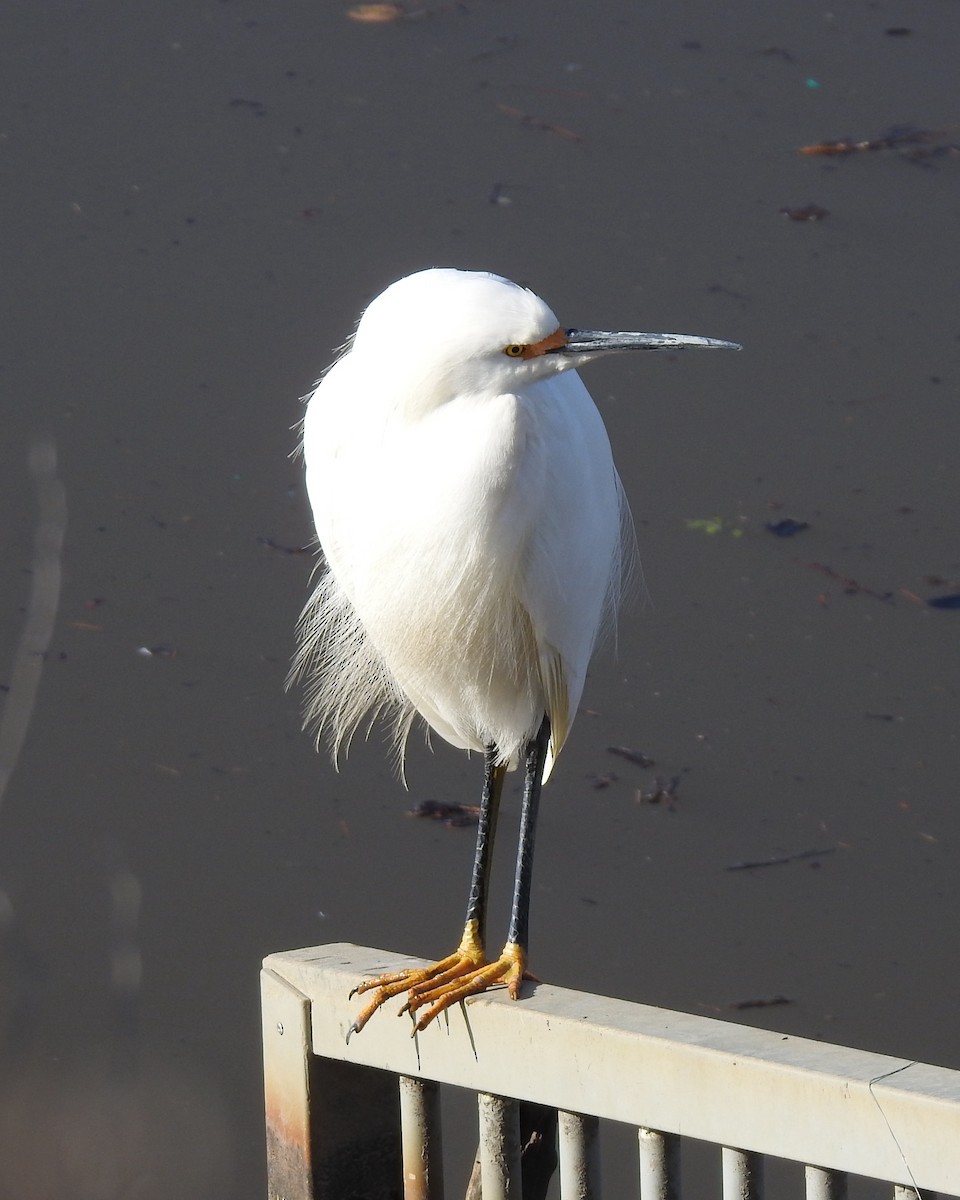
(292, 268, 628, 778)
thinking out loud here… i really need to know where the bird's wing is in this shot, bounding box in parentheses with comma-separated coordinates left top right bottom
(517, 372, 626, 778)
(537, 645, 570, 783)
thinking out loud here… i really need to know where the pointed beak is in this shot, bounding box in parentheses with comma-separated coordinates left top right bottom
(552, 329, 742, 356)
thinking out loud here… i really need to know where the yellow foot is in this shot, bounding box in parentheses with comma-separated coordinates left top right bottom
(404, 941, 528, 1033)
(347, 924, 487, 1039)
(346, 932, 533, 1038)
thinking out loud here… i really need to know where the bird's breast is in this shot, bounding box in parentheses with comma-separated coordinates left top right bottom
(311, 388, 538, 592)
(306, 388, 548, 753)
(301, 366, 622, 759)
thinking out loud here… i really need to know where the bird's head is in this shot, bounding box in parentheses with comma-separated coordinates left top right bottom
(349, 267, 740, 415)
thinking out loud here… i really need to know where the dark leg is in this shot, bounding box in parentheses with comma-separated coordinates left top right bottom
(463, 745, 508, 947)
(347, 745, 506, 1037)
(505, 715, 551, 955)
(403, 715, 552, 1032)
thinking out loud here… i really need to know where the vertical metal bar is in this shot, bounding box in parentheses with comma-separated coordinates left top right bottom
(262, 967, 401, 1200)
(805, 1165, 847, 1200)
(262, 969, 315, 1200)
(400, 1076, 444, 1200)
(478, 1093, 523, 1200)
(638, 1127, 680, 1200)
(722, 1148, 763, 1200)
(558, 1111, 600, 1199)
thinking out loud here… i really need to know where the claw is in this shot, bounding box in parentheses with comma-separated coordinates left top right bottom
(347, 937, 530, 1036)
(346, 939, 487, 1034)
(405, 942, 528, 1032)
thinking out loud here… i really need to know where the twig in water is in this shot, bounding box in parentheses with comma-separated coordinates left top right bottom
(726, 847, 835, 871)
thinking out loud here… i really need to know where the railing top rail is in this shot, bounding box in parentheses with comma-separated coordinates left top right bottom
(264, 943, 960, 1194)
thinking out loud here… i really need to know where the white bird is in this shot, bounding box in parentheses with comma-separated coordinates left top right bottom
(291, 268, 740, 1035)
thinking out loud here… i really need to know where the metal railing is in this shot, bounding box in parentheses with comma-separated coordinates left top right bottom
(261, 943, 960, 1200)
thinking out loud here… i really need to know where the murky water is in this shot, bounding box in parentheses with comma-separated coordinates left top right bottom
(2, 1, 958, 1194)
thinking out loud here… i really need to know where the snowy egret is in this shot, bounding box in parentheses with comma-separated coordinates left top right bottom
(291, 268, 740, 1035)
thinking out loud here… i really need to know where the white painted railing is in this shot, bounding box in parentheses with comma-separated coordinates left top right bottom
(261, 943, 960, 1200)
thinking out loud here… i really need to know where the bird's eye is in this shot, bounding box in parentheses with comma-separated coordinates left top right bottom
(504, 344, 526, 358)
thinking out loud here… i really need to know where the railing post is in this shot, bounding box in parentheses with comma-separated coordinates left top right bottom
(400, 1076, 443, 1200)
(638, 1127, 680, 1200)
(559, 1111, 600, 1199)
(478, 1093, 523, 1200)
(805, 1164, 847, 1200)
(722, 1147, 763, 1200)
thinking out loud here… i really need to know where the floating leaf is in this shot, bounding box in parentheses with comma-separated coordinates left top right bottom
(686, 516, 725, 536)
(780, 203, 829, 222)
(346, 3, 404, 23)
(685, 516, 744, 538)
(766, 518, 810, 538)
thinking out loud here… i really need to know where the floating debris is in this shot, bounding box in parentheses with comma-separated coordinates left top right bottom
(607, 745, 655, 769)
(928, 594, 960, 610)
(799, 125, 959, 157)
(346, 3, 405, 22)
(758, 46, 795, 62)
(637, 776, 680, 808)
(408, 800, 481, 827)
(780, 203, 829, 222)
(801, 561, 893, 603)
(726, 847, 835, 871)
(765, 518, 809, 538)
(496, 104, 582, 142)
(136, 644, 177, 658)
(229, 97, 267, 117)
(586, 772, 618, 790)
(685, 515, 744, 538)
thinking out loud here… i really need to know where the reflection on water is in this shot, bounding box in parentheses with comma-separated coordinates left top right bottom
(0, 849, 234, 1199)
